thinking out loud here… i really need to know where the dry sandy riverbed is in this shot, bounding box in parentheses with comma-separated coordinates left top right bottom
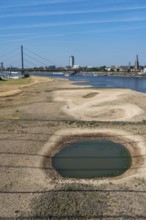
(0, 76, 146, 219)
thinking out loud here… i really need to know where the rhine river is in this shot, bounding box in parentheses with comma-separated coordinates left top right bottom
(31, 73, 146, 94)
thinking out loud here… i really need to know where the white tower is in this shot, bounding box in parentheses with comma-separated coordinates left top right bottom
(69, 55, 75, 67)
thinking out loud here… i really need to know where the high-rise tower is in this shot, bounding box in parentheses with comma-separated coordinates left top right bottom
(69, 55, 75, 67)
(0, 62, 3, 70)
(134, 54, 139, 70)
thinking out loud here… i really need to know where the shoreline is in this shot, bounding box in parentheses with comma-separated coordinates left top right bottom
(31, 71, 146, 78)
(0, 76, 53, 97)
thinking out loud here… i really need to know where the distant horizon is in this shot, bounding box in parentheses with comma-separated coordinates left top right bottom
(0, 45, 145, 69)
(0, 0, 146, 67)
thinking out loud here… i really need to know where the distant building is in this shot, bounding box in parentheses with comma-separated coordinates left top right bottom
(138, 67, 146, 75)
(134, 54, 140, 70)
(0, 62, 3, 70)
(72, 65, 80, 69)
(144, 68, 146, 73)
(69, 55, 75, 67)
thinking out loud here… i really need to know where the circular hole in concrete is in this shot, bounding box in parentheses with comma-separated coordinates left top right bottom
(42, 130, 144, 181)
(52, 140, 132, 179)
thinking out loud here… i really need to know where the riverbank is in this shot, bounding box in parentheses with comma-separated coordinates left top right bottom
(0, 77, 146, 218)
(0, 76, 53, 97)
(31, 70, 146, 78)
(78, 71, 146, 78)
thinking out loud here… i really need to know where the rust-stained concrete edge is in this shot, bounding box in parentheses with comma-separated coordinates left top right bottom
(38, 128, 146, 186)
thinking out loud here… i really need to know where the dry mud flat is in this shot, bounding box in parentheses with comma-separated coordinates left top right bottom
(0, 77, 146, 219)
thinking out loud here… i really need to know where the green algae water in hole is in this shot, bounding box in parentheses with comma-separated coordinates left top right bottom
(52, 140, 132, 179)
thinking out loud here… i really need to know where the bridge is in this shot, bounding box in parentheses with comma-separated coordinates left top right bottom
(0, 45, 75, 75)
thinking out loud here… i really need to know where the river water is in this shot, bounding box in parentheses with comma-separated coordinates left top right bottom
(31, 73, 146, 93)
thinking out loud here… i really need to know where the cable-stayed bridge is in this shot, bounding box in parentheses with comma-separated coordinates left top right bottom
(0, 45, 57, 71)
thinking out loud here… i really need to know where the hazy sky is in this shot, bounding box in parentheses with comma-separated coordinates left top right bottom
(0, 0, 146, 67)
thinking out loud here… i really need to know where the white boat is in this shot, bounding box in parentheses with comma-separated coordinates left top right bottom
(52, 72, 64, 75)
(143, 68, 146, 74)
(9, 75, 21, 79)
(64, 73, 69, 76)
(9, 71, 22, 79)
(138, 68, 146, 75)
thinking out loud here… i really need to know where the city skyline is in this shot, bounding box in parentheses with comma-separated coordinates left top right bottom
(0, 0, 146, 67)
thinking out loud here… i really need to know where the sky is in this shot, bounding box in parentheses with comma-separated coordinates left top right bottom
(0, 0, 146, 68)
